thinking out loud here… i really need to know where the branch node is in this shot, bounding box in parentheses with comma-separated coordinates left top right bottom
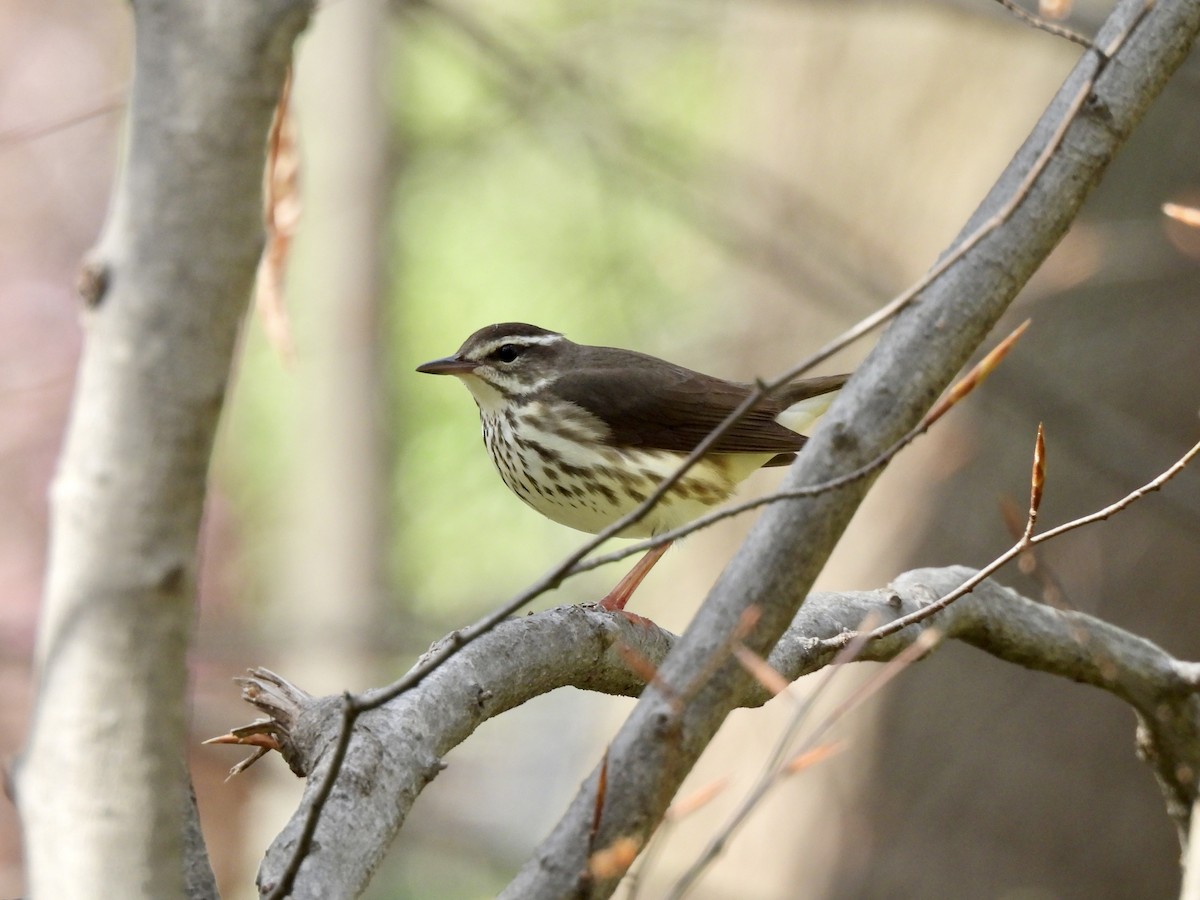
(1083, 90, 1115, 124)
(75, 257, 110, 309)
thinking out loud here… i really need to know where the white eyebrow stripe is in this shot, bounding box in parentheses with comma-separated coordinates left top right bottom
(473, 334, 564, 356)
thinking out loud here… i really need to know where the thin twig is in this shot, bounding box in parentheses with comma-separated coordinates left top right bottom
(992, 0, 1094, 48)
(758, 613, 882, 772)
(263, 693, 360, 897)
(634, 620, 877, 897)
(626, 778, 730, 899)
(0, 88, 126, 149)
(666, 628, 941, 898)
(825, 433, 1200, 650)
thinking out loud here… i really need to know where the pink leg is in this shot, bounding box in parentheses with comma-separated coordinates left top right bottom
(599, 541, 673, 612)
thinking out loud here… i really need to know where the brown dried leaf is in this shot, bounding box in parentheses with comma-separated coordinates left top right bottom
(1039, 0, 1072, 20)
(590, 749, 609, 848)
(733, 644, 790, 697)
(921, 319, 1031, 429)
(202, 731, 282, 752)
(255, 67, 300, 364)
(665, 777, 729, 822)
(588, 836, 641, 880)
(616, 643, 660, 686)
(998, 495, 1025, 540)
(733, 604, 761, 641)
(1163, 202, 1200, 228)
(784, 741, 845, 774)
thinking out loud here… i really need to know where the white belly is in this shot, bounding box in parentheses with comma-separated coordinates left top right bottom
(481, 406, 769, 538)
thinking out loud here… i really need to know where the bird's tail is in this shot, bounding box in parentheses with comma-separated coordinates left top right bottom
(775, 374, 847, 433)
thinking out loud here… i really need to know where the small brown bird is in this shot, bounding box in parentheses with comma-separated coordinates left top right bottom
(417, 323, 846, 612)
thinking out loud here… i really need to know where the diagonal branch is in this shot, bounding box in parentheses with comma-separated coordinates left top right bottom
(246, 0, 1200, 893)
(505, 2, 1200, 897)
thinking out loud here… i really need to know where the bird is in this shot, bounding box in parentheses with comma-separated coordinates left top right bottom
(417, 323, 847, 614)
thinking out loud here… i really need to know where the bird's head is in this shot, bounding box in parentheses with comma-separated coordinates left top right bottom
(416, 323, 568, 411)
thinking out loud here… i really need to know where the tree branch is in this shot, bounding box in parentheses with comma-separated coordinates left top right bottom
(230, 567, 1199, 896)
(506, 1, 1200, 896)
(16, 0, 313, 894)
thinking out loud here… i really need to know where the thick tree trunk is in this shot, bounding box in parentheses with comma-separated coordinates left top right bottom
(16, 0, 311, 894)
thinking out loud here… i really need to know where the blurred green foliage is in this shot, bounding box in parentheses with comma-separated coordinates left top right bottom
(222, 3, 728, 630)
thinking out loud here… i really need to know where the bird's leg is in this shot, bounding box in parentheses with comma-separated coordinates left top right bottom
(599, 540, 673, 612)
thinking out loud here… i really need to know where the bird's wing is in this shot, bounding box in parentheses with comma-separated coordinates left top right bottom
(551, 350, 834, 455)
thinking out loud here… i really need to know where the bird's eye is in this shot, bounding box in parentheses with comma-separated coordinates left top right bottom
(496, 344, 522, 363)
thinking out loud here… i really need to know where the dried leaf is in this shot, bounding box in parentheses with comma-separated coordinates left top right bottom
(784, 741, 845, 774)
(616, 643, 660, 685)
(921, 320, 1031, 429)
(590, 749, 609, 848)
(1039, 0, 1072, 20)
(254, 67, 300, 363)
(1163, 202, 1200, 228)
(734, 604, 761, 641)
(733, 644, 790, 697)
(588, 836, 641, 880)
(202, 731, 279, 751)
(665, 777, 729, 822)
(998, 495, 1025, 540)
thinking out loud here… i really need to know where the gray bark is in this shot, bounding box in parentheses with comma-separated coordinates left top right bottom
(238, 567, 1200, 897)
(505, 0, 1200, 896)
(20, 0, 1200, 895)
(234, 1, 1200, 895)
(16, 0, 312, 895)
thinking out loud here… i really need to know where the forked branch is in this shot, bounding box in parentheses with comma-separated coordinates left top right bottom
(219, 561, 1200, 897)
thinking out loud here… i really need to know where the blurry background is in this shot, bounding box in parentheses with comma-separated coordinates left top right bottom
(2, 0, 1198, 897)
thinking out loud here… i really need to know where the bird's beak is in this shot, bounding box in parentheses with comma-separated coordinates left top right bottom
(416, 356, 478, 376)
